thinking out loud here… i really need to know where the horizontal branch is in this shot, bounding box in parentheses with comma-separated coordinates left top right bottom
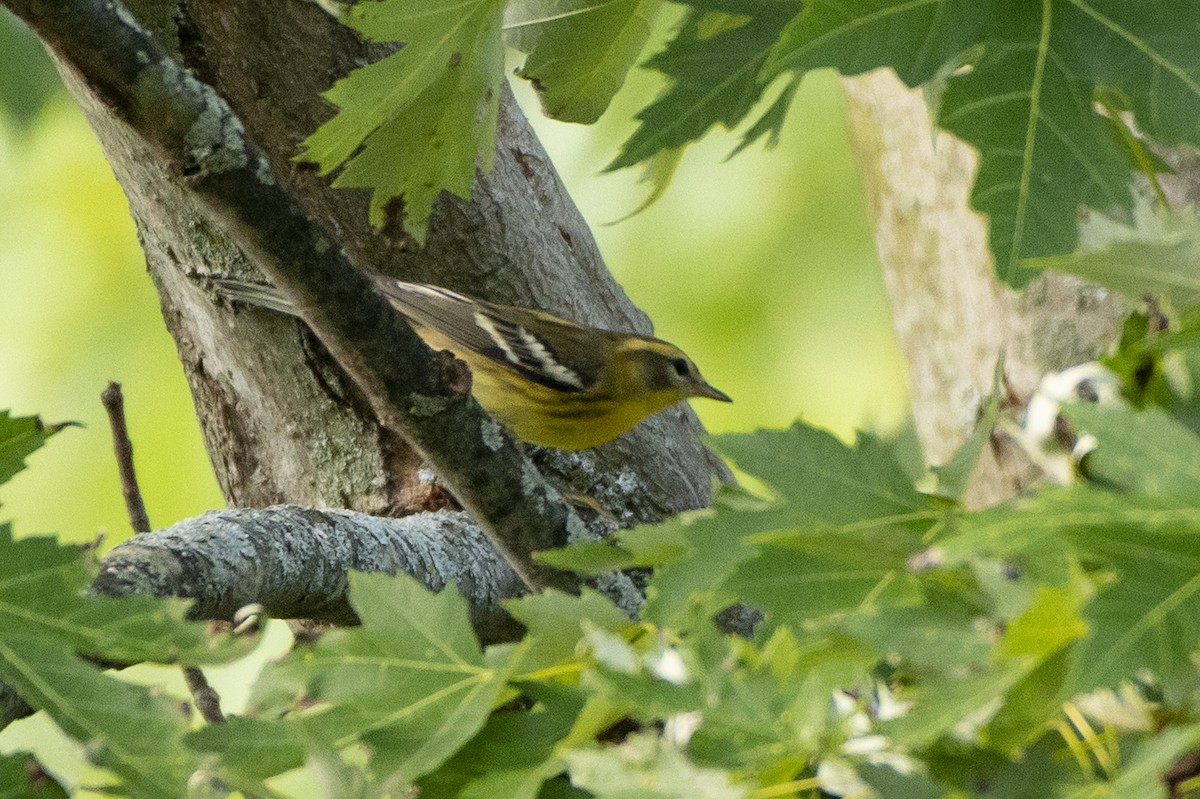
(0, 506, 645, 731)
(0, 506, 524, 730)
(92, 506, 528, 631)
(2, 0, 582, 593)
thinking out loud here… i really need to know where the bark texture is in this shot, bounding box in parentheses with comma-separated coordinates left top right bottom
(64, 0, 725, 529)
(841, 71, 1127, 508)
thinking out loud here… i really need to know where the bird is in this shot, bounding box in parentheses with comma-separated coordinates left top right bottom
(216, 270, 731, 450)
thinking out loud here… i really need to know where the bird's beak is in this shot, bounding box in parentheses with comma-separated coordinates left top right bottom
(694, 381, 732, 403)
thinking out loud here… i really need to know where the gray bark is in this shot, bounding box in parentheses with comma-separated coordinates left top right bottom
(0, 0, 726, 732)
(67, 0, 725, 527)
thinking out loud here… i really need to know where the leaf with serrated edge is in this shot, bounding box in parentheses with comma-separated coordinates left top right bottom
(944, 486, 1200, 698)
(765, 1, 1200, 286)
(608, 1, 799, 171)
(299, 0, 505, 242)
(507, 0, 663, 124)
(0, 612, 194, 797)
(0, 533, 246, 796)
(505, 588, 635, 676)
(251, 571, 512, 784)
(0, 410, 73, 487)
(763, 0, 988, 87)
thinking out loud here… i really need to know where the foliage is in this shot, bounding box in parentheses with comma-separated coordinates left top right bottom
(0, 414, 249, 797)
(0, 10, 59, 132)
(13, 290, 1200, 796)
(507, 0, 663, 125)
(0, 410, 73, 489)
(12, 2, 1200, 797)
(298, 0, 507, 242)
(306, 0, 1200, 286)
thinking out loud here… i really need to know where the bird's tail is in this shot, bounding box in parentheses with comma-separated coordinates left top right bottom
(210, 278, 298, 317)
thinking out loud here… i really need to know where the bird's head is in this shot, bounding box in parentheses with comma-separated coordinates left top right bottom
(616, 338, 732, 404)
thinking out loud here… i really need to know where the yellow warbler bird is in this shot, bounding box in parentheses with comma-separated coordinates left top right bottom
(218, 271, 731, 450)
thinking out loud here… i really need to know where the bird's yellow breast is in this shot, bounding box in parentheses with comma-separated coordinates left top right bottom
(414, 324, 683, 449)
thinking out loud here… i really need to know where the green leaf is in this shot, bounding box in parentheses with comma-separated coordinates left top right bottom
(763, 0, 989, 87)
(0, 530, 226, 665)
(564, 733, 748, 799)
(939, 2, 1134, 285)
(184, 716, 308, 783)
(886, 659, 1032, 748)
(841, 601, 992, 671)
(0, 752, 68, 799)
(1066, 404, 1200, 498)
(1100, 311, 1175, 411)
(763, 2, 1200, 286)
(713, 423, 928, 520)
(607, 0, 800, 171)
(0, 532, 240, 798)
(418, 681, 588, 799)
(1064, 725, 1200, 799)
(584, 624, 873, 776)
(945, 487, 1200, 698)
(950, 734, 1087, 797)
(929, 357, 1004, 501)
(886, 582, 1084, 748)
(505, 588, 636, 675)
(300, 0, 506, 243)
(0, 11, 62, 132)
(535, 541, 638, 575)
(251, 571, 512, 784)
(701, 424, 934, 628)
(725, 527, 925, 629)
(0, 410, 74, 488)
(635, 423, 936, 627)
(607, 146, 684, 223)
(507, 0, 663, 124)
(727, 75, 800, 157)
(856, 763, 944, 799)
(1026, 208, 1200, 312)
(0, 628, 194, 796)
(640, 505, 769, 627)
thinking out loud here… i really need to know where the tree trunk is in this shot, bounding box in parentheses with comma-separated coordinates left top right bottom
(59, 0, 726, 529)
(841, 71, 1127, 508)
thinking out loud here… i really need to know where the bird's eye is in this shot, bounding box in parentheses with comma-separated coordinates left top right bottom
(671, 357, 690, 378)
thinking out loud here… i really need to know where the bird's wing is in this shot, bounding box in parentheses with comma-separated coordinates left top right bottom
(371, 274, 609, 393)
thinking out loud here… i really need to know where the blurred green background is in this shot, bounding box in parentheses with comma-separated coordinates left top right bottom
(0, 11, 907, 549)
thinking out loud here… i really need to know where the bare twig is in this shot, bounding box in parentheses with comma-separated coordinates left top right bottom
(100, 381, 226, 723)
(100, 381, 151, 534)
(182, 666, 226, 724)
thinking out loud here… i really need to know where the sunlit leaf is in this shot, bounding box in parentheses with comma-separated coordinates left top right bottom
(565, 733, 749, 798)
(300, 0, 506, 242)
(251, 571, 513, 784)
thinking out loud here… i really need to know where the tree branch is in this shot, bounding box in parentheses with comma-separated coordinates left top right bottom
(101, 381, 151, 534)
(2, 504, 627, 730)
(3, 0, 586, 592)
(93, 506, 531, 630)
